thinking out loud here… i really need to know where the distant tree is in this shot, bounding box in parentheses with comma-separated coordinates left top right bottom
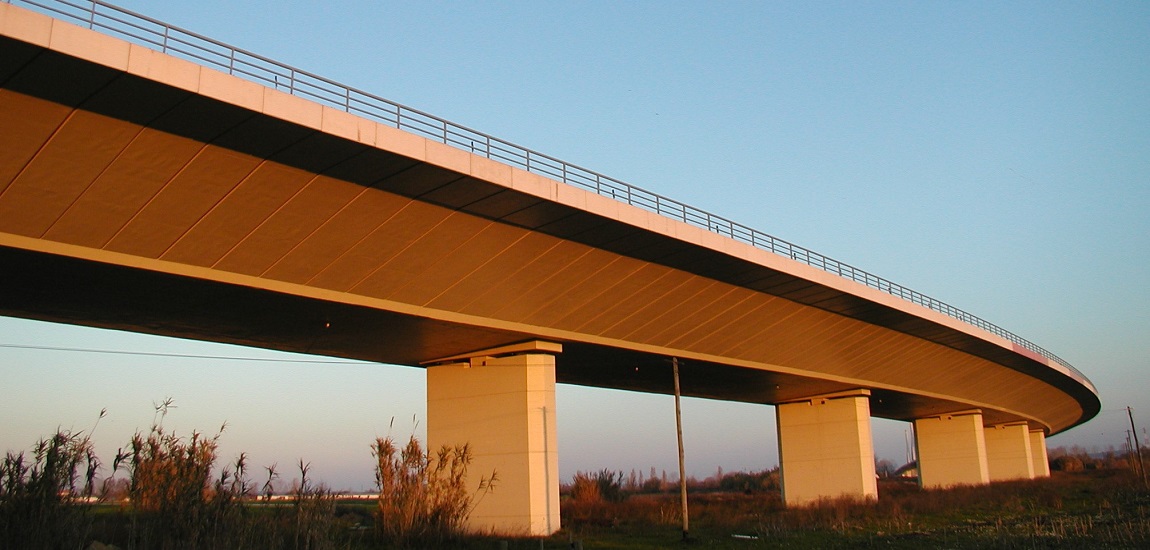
(626, 469, 638, 492)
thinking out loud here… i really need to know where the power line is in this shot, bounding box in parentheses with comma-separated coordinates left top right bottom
(0, 343, 373, 365)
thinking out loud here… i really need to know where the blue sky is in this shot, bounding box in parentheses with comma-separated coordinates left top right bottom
(1, 0, 1147, 491)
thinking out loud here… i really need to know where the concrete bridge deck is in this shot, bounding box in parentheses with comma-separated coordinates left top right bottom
(0, 0, 1098, 533)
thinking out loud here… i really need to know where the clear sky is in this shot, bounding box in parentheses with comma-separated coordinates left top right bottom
(1, 0, 1147, 492)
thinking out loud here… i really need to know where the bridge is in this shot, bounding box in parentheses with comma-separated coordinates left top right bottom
(0, 0, 1099, 535)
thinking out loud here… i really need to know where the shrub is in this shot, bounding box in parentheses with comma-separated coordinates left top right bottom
(570, 471, 602, 504)
(640, 476, 664, 493)
(717, 468, 779, 494)
(1052, 455, 1085, 472)
(570, 469, 627, 504)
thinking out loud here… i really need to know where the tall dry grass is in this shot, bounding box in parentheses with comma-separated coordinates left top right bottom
(283, 460, 340, 550)
(560, 469, 1150, 547)
(569, 469, 625, 504)
(563, 467, 780, 531)
(372, 433, 495, 547)
(0, 400, 347, 549)
(0, 419, 101, 549)
(110, 398, 261, 548)
(3, 404, 499, 548)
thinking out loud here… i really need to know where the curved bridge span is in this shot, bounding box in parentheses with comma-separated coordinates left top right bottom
(0, 0, 1098, 533)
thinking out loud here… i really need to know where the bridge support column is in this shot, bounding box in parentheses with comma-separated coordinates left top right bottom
(1029, 430, 1051, 478)
(914, 410, 989, 488)
(776, 389, 877, 506)
(426, 342, 561, 536)
(984, 422, 1035, 481)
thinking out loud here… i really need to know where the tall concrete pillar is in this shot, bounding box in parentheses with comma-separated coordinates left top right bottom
(984, 422, 1035, 481)
(776, 389, 878, 506)
(1029, 429, 1051, 478)
(914, 410, 989, 488)
(426, 342, 561, 536)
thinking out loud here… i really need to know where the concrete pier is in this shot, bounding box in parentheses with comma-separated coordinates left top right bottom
(985, 422, 1035, 481)
(426, 342, 561, 535)
(777, 390, 878, 505)
(1030, 430, 1051, 478)
(915, 410, 990, 488)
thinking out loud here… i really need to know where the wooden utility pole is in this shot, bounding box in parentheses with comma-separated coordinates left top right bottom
(1128, 406, 1147, 488)
(672, 357, 689, 541)
(1126, 431, 1137, 477)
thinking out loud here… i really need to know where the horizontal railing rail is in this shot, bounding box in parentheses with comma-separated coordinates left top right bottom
(5, 0, 1089, 386)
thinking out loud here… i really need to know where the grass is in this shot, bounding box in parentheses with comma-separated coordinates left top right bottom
(552, 469, 1150, 549)
(1, 405, 490, 549)
(372, 433, 495, 547)
(3, 411, 1148, 548)
(0, 425, 100, 548)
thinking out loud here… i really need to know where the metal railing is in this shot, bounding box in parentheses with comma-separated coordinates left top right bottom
(5, 0, 1087, 383)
